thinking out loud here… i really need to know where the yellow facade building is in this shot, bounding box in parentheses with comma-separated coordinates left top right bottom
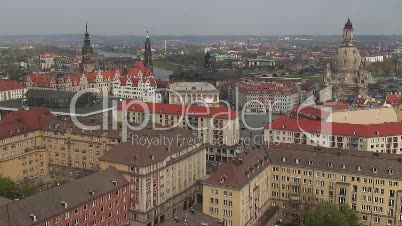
(203, 144, 402, 226)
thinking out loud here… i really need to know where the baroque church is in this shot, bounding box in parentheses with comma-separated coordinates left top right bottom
(323, 18, 373, 99)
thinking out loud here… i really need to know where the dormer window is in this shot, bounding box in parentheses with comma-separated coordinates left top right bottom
(372, 167, 377, 173)
(388, 168, 394, 175)
(220, 176, 227, 183)
(282, 157, 287, 163)
(341, 163, 346, 169)
(327, 161, 333, 168)
(357, 165, 362, 171)
(308, 160, 314, 165)
(295, 158, 300, 164)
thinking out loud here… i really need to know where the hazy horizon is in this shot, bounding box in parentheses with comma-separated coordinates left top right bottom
(1, 0, 401, 36)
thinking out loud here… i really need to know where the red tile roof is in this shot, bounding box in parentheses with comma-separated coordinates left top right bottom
(118, 101, 238, 120)
(0, 80, 26, 91)
(265, 116, 402, 137)
(39, 51, 56, 58)
(291, 105, 331, 119)
(386, 94, 402, 106)
(0, 107, 52, 139)
(204, 148, 268, 188)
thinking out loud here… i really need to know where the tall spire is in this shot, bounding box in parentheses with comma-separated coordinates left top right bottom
(86, 21, 88, 34)
(144, 30, 153, 70)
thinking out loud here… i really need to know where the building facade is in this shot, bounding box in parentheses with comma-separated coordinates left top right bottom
(168, 82, 219, 105)
(99, 129, 207, 226)
(112, 74, 161, 102)
(0, 80, 27, 101)
(0, 167, 130, 226)
(26, 64, 153, 96)
(117, 102, 240, 146)
(265, 117, 402, 154)
(203, 144, 402, 226)
(229, 81, 313, 113)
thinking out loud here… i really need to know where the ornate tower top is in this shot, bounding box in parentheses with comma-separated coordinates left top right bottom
(82, 22, 95, 73)
(144, 30, 153, 69)
(342, 17, 354, 47)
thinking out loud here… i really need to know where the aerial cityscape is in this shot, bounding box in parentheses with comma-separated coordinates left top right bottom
(0, 0, 402, 226)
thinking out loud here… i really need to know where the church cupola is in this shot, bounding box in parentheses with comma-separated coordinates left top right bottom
(342, 17, 354, 47)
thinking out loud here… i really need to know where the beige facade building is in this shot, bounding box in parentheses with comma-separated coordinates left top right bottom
(203, 144, 402, 226)
(265, 117, 402, 154)
(292, 104, 398, 124)
(168, 82, 219, 105)
(0, 107, 128, 182)
(99, 129, 207, 226)
(0, 80, 27, 102)
(117, 102, 240, 146)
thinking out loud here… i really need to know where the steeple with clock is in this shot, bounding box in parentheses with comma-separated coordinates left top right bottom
(81, 22, 95, 73)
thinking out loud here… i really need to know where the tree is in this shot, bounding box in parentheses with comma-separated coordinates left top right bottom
(0, 177, 20, 199)
(304, 202, 359, 226)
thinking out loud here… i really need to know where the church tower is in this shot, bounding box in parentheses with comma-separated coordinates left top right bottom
(81, 22, 95, 73)
(341, 17, 354, 47)
(144, 31, 153, 70)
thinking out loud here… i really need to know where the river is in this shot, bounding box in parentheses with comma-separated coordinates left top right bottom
(98, 51, 173, 80)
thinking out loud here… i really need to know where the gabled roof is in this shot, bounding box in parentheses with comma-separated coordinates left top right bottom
(117, 101, 238, 120)
(0, 107, 52, 139)
(0, 80, 25, 91)
(0, 167, 128, 226)
(100, 129, 199, 167)
(204, 147, 268, 188)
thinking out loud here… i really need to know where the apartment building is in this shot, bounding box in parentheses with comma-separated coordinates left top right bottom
(0, 107, 51, 182)
(291, 104, 398, 124)
(267, 144, 402, 226)
(168, 82, 219, 105)
(202, 148, 272, 226)
(228, 81, 304, 113)
(117, 102, 239, 146)
(0, 167, 130, 226)
(0, 80, 27, 101)
(0, 106, 158, 182)
(264, 117, 402, 154)
(203, 144, 402, 226)
(99, 129, 207, 226)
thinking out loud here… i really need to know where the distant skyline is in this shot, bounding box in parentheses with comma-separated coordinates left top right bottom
(0, 0, 401, 36)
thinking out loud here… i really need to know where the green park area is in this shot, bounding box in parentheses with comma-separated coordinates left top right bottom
(153, 60, 181, 71)
(285, 73, 323, 82)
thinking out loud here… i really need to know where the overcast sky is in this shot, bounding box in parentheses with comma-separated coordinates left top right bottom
(0, 0, 401, 36)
